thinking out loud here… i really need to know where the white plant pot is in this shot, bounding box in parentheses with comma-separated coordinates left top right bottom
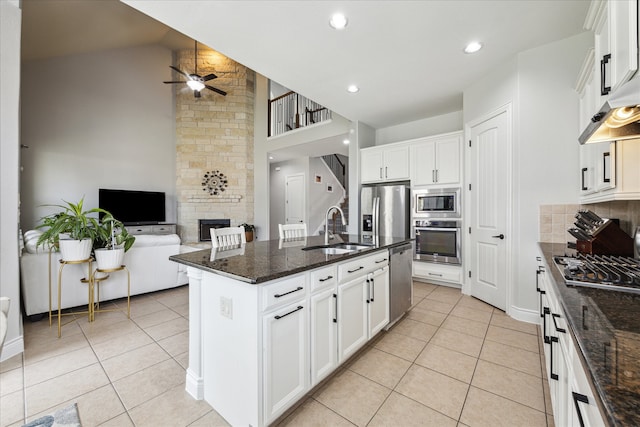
(58, 239, 93, 262)
(94, 248, 125, 270)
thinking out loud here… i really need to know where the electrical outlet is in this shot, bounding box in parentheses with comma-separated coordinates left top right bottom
(220, 296, 233, 319)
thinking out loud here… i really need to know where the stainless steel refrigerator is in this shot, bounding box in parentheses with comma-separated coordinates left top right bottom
(361, 182, 413, 326)
(361, 183, 411, 239)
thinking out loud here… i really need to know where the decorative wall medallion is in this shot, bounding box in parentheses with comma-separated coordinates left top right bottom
(202, 170, 228, 195)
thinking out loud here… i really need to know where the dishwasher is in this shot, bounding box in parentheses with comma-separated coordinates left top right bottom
(386, 242, 413, 329)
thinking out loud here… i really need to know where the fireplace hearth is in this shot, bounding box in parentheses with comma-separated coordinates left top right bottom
(199, 219, 231, 241)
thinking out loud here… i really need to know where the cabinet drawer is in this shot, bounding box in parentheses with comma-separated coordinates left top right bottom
(338, 251, 389, 284)
(152, 224, 176, 234)
(413, 262, 461, 284)
(128, 225, 154, 235)
(261, 274, 307, 311)
(310, 265, 337, 293)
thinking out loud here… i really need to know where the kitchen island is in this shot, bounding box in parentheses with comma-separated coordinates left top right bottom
(170, 234, 411, 427)
(538, 243, 640, 426)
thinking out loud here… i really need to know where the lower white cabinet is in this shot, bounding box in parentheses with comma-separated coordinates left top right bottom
(310, 286, 338, 386)
(263, 300, 308, 424)
(413, 261, 462, 285)
(337, 275, 369, 363)
(536, 256, 605, 427)
(368, 266, 390, 337)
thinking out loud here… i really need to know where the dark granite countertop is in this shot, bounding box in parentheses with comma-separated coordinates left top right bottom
(539, 242, 640, 427)
(170, 234, 412, 284)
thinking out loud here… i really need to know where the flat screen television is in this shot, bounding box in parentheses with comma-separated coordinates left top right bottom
(99, 188, 166, 225)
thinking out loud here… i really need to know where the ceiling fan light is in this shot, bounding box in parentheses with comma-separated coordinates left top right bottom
(464, 41, 483, 54)
(187, 80, 205, 91)
(329, 13, 348, 30)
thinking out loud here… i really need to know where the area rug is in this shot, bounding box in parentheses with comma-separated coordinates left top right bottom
(22, 403, 81, 427)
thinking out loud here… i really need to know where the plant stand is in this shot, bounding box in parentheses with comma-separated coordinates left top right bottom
(90, 265, 130, 321)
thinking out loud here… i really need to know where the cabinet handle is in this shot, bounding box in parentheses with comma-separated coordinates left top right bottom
(536, 256, 541, 262)
(543, 307, 550, 344)
(539, 290, 546, 319)
(347, 266, 364, 273)
(370, 277, 375, 302)
(385, 166, 388, 178)
(319, 275, 333, 282)
(428, 273, 443, 277)
(600, 53, 611, 96)
(550, 335, 559, 381)
(375, 258, 387, 264)
(536, 269, 541, 292)
(274, 305, 303, 320)
(435, 169, 439, 183)
(581, 167, 588, 191)
(274, 286, 303, 298)
(603, 151, 610, 183)
(572, 392, 589, 427)
(380, 167, 383, 179)
(333, 293, 337, 323)
(552, 313, 566, 334)
(366, 279, 371, 304)
(432, 170, 436, 183)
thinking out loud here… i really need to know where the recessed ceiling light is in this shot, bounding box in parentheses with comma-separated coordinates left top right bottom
(329, 13, 348, 30)
(343, 139, 350, 145)
(269, 156, 274, 160)
(464, 41, 483, 54)
(347, 85, 359, 93)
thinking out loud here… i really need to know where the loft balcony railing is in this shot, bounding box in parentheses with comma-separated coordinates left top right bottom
(268, 91, 332, 137)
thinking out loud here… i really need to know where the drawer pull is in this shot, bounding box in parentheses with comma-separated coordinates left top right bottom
(274, 305, 303, 320)
(552, 313, 566, 334)
(347, 266, 364, 273)
(572, 392, 589, 427)
(319, 275, 334, 282)
(274, 286, 303, 298)
(428, 273, 443, 277)
(375, 258, 388, 264)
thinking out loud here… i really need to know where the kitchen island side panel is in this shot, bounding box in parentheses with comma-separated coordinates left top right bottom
(202, 272, 261, 426)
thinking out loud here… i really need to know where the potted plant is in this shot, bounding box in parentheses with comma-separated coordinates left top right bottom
(36, 197, 102, 261)
(93, 212, 136, 270)
(240, 223, 256, 242)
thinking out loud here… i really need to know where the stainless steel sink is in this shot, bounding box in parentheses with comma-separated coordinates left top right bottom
(320, 247, 354, 255)
(302, 243, 372, 254)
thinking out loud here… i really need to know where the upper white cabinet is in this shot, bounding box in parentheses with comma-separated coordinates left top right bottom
(586, 0, 638, 107)
(361, 144, 409, 183)
(410, 132, 462, 186)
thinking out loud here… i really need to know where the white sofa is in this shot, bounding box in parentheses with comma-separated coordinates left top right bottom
(20, 230, 187, 317)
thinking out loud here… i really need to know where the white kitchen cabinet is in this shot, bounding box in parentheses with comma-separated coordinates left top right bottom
(586, 0, 638, 109)
(413, 261, 462, 286)
(367, 266, 389, 337)
(536, 256, 605, 427)
(410, 132, 462, 186)
(361, 144, 409, 183)
(580, 139, 640, 203)
(309, 265, 338, 386)
(262, 300, 308, 425)
(337, 275, 369, 363)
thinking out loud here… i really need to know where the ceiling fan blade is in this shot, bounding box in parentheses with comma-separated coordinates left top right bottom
(205, 85, 227, 96)
(163, 81, 186, 84)
(202, 73, 218, 81)
(169, 65, 190, 78)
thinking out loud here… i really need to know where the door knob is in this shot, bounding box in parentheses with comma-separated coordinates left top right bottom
(492, 234, 505, 240)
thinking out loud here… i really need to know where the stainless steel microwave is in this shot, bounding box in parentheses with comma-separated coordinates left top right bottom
(413, 187, 460, 218)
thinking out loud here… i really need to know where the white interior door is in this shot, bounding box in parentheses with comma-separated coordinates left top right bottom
(468, 109, 510, 311)
(285, 174, 305, 225)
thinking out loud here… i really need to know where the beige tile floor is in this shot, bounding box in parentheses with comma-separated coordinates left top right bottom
(0, 282, 554, 427)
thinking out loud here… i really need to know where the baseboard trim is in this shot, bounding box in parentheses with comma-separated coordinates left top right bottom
(185, 369, 204, 400)
(0, 335, 24, 362)
(509, 305, 540, 325)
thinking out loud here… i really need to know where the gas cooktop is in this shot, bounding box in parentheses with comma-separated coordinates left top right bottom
(553, 254, 640, 294)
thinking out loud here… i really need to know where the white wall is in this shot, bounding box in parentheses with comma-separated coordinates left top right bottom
(375, 111, 463, 145)
(20, 45, 177, 230)
(268, 157, 344, 239)
(0, 0, 24, 361)
(463, 31, 592, 315)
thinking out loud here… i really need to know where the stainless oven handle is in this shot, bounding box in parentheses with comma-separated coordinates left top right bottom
(414, 227, 460, 232)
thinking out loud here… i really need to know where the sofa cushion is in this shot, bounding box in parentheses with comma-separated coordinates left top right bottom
(23, 230, 52, 254)
(130, 233, 181, 248)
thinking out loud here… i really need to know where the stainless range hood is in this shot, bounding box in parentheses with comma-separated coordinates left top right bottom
(579, 77, 640, 144)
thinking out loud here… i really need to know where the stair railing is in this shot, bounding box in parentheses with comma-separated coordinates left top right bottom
(268, 91, 332, 137)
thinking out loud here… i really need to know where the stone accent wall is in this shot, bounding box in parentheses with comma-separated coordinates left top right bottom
(175, 48, 255, 244)
(540, 200, 640, 243)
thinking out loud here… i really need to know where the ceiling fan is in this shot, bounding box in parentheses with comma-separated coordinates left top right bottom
(163, 41, 227, 98)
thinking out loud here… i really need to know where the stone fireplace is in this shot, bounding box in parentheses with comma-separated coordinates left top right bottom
(199, 219, 231, 242)
(174, 47, 255, 244)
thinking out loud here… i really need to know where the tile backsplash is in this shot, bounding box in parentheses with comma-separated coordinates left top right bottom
(540, 200, 640, 244)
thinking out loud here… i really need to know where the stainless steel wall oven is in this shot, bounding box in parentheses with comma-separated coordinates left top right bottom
(414, 219, 461, 265)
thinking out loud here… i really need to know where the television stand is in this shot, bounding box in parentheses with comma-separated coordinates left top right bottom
(127, 224, 177, 235)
